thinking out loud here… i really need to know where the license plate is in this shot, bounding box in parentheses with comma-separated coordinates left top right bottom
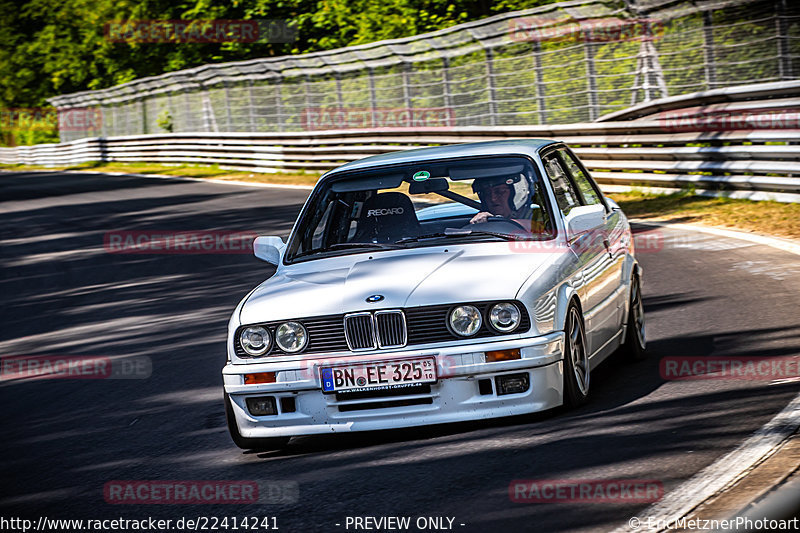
(320, 357, 437, 393)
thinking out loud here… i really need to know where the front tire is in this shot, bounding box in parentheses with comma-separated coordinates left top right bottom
(224, 394, 290, 451)
(620, 274, 646, 361)
(563, 303, 590, 407)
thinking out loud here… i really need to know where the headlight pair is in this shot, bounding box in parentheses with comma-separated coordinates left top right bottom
(240, 322, 307, 356)
(448, 302, 521, 337)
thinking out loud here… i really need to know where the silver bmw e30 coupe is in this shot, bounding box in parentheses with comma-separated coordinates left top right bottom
(222, 139, 646, 450)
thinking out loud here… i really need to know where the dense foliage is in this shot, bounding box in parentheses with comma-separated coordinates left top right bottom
(0, 0, 560, 111)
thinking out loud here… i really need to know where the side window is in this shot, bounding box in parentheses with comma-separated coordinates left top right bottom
(543, 154, 581, 216)
(558, 149, 602, 206)
(310, 201, 334, 249)
(300, 191, 354, 253)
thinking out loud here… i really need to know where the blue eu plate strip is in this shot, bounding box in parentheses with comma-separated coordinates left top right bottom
(321, 367, 334, 392)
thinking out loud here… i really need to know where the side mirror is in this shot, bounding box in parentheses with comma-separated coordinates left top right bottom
(565, 204, 606, 241)
(253, 236, 285, 265)
(605, 198, 621, 211)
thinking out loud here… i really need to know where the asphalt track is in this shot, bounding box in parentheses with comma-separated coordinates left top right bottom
(1, 171, 799, 532)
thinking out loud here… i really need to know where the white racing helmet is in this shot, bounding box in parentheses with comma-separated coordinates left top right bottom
(472, 173, 531, 213)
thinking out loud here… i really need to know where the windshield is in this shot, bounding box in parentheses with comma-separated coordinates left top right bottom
(285, 156, 555, 263)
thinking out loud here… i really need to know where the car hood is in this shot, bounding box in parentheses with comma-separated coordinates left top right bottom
(239, 244, 561, 324)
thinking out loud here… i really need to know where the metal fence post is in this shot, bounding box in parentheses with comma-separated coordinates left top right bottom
(184, 91, 193, 132)
(401, 61, 412, 111)
(485, 47, 498, 126)
(304, 74, 313, 112)
(124, 102, 131, 136)
(223, 82, 233, 130)
(140, 98, 147, 134)
(441, 57, 452, 114)
(534, 41, 547, 125)
(101, 106, 108, 137)
(335, 72, 344, 108)
(368, 67, 378, 127)
(584, 41, 599, 121)
(248, 79, 257, 131)
(166, 92, 174, 133)
(776, 0, 792, 80)
(703, 11, 717, 88)
(275, 79, 284, 132)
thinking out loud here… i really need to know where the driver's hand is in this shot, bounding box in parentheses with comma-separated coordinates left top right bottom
(470, 212, 492, 224)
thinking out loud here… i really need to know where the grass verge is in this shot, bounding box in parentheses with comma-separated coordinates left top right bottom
(607, 190, 800, 239)
(0, 161, 322, 186)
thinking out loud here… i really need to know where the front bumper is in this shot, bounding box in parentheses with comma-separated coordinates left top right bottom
(222, 332, 565, 438)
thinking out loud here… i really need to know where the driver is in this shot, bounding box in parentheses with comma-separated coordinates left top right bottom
(469, 174, 532, 225)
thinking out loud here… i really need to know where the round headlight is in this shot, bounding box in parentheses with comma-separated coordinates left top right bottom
(275, 322, 308, 353)
(240, 326, 271, 356)
(489, 303, 521, 332)
(449, 305, 482, 337)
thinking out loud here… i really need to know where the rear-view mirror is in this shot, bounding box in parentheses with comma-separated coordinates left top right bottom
(409, 178, 449, 194)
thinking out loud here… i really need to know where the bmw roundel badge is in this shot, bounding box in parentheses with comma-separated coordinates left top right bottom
(366, 294, 384, 303)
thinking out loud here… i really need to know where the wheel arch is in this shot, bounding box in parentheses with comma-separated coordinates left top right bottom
(553, 282, 583, 333)
(622, 260, 643, 325)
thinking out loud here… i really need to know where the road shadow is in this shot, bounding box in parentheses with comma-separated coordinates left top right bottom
(2, 172, 799, 533)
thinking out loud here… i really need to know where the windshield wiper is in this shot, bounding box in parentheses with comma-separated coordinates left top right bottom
(396, 228, 526, 244)
(325, 242, 403, 251)
(290, 242, 401, 261)
(394, 232, 453, 244)
(444, 228, 528, 241)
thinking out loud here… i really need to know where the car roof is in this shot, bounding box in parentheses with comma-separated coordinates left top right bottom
(322, 139, 559, 179)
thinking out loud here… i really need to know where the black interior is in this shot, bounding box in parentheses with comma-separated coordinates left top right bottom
(351, 192, 421, 243)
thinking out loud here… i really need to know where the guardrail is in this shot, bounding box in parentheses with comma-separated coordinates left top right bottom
(2, 121, 799, 202)
(597, 80, 800, 122)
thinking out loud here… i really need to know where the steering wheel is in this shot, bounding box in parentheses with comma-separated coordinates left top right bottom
(481, 215, 528, 232)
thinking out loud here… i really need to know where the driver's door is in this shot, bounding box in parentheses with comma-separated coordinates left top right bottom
(542, 150, 619, 358)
